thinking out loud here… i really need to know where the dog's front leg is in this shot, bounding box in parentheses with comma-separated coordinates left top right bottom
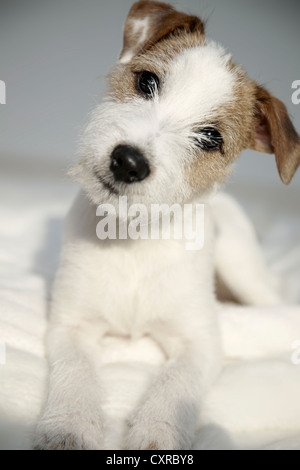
(34, 320, 107, 450)
(125, 321, 221, 450)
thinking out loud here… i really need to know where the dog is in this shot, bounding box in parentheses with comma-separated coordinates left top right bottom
(34, 1, 300, 450)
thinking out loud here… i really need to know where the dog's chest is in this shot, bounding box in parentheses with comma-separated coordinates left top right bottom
(80, 238, 210, 337)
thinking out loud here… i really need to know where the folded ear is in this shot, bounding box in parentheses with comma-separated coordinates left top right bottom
(119, 0, 204, 64)
(249, 85, 300, 184)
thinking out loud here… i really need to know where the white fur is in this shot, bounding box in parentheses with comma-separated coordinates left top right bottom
(162, 44, 233, 123)
(119, 18, 150, 64)
(34, 33, 281, 450)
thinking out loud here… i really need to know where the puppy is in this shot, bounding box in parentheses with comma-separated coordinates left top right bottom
(35, 1, 300, 450)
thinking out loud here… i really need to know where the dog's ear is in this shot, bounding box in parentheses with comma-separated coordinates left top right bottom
(249, 85, 300, 184)
(119, 0, 204, 64)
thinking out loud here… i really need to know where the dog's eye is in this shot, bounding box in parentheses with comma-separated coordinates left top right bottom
(194, 127, 224, 152)
(136, 71, 160, 98)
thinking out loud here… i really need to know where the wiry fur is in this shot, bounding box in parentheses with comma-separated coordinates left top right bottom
(34, 1, 300, 450)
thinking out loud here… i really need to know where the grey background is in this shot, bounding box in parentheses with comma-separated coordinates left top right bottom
(0, 0, 300, 187)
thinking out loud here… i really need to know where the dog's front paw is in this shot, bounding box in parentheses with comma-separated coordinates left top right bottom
(125, 421, 177, 450)
(34, 430, 88, 450)
(124, 412, 192, 450)
(34, 415, 105, 450)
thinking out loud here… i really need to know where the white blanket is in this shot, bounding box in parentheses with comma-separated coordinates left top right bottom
(0, 176, 299, 450)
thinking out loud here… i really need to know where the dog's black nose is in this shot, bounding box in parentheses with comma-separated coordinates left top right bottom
(110, 145, 150, 183)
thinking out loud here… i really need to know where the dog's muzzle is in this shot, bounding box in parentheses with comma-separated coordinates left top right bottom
(110, 145, 150, 184)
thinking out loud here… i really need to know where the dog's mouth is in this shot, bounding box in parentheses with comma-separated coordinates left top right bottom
(94, 170, 119, 196)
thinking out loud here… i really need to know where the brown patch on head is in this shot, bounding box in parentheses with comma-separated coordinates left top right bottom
(186, 63, 258, 192)
(119, 1, 204, 64)
(108, 1, 205, 103)
(186, 58, 300, 191)
(108, 30, 206, 103)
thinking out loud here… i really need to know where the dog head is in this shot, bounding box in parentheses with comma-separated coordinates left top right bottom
(72, 0, 300, 209)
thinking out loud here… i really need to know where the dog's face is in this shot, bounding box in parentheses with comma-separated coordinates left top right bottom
(72, 1, 300, 210)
